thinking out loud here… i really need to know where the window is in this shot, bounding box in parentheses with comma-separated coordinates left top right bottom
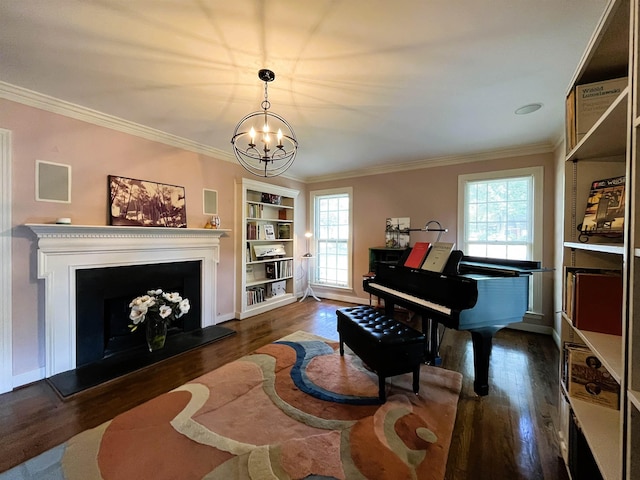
(458, 167, 543, 313)
(310, 187, 353, 289)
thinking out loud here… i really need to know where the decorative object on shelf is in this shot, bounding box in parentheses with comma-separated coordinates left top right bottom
(204, 215, 220, 229)
(261, 193, 282, 205)
(129, 289, 191, 352)
(303, 231, 313, 257)
(253, 243, 287, 259)
(231, 69, 298, 178)
(109, 175, 187, 228)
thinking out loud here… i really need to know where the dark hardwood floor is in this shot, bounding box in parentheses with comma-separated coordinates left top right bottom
(0, 299, 568, 479)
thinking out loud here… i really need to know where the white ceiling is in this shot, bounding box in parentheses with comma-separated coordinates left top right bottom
(0, 1, 608, 181)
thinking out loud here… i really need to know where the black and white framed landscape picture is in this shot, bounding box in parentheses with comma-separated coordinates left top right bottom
(109, 175, 187, 228)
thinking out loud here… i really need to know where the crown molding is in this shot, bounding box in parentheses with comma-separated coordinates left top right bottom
(0, 81, 556, 185)
(304, 142, 556, 183)
(0, 81, 237, 163)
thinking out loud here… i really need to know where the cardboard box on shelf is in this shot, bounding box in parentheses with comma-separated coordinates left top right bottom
(575, 77, 627, 142)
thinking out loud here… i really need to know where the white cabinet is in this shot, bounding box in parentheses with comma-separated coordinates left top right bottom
(559, 1, 634, 479)
(235, 178, 299, 319)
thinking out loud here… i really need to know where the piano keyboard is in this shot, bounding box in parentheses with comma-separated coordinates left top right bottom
(367, 282, 452, 316)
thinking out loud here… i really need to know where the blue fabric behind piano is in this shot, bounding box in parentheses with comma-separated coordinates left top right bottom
(363, 250, 540, 396)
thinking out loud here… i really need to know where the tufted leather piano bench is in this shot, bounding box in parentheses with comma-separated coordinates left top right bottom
(336, 305, 426, 402)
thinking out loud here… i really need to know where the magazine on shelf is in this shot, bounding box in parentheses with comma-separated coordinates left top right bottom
(580, 175, 625, 235)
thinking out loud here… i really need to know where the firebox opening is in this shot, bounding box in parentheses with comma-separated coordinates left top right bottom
(76, 261, 201, 367)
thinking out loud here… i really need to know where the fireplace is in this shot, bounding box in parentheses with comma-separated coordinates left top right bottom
(75, 261, 202, 366)
(27, 224, 228, 378)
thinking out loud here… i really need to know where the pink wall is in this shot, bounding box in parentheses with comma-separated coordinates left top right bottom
(310, 152, 556, 326)
(2, 97, 556, 385)
(1, 98, 305, 379)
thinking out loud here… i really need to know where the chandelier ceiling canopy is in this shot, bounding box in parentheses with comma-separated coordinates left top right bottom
(231, 69, 298, 178)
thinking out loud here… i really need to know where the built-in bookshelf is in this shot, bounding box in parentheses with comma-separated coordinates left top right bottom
(235, 178, 298, 319)
(559, 1, 636, 479)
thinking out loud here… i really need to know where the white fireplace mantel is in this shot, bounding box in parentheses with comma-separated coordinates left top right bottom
(27, 224, 230, 377)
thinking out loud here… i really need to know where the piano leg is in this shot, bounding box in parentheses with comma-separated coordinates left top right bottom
(418, 315, 442, 366)
(469, 327, 501, 396)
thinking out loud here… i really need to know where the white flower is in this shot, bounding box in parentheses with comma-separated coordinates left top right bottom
(129, 295, 155, 309)
(128, 289, 190, 332)
(176, 298, 190, 318)
(163, 292, 182, 303)
(129, 305, 146, 324)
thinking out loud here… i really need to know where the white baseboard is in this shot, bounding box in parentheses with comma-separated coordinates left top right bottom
(11, 367, 45, 390)
(506, 321, 553, 336)
(301, 291, 366, 306)
(215, 312, 236, 323)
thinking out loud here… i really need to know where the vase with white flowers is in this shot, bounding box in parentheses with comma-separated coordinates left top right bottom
(129, 289, 191, 352)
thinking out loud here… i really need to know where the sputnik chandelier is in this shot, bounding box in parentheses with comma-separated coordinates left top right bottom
(231, 69, 298, 177)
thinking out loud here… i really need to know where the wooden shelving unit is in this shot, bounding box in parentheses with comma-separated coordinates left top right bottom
(235, 178, 299, 319)
(559, 1, 635, 479)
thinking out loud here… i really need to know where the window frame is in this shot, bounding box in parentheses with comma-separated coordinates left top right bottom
(457, 166, 543, 314)
(309, 187, 353, 290)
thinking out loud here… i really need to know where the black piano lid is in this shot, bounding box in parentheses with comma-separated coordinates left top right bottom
(459, 256, 543, 276)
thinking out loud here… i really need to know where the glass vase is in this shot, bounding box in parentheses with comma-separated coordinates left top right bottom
(145, 318, 167, 352)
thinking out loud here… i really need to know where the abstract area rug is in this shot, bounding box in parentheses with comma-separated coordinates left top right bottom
(3, 331, 463, 480)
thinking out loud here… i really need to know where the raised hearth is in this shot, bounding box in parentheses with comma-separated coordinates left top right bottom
(27, 224, 229, 378)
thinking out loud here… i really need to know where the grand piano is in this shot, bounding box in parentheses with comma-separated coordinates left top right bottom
(363, 251, 541, 396)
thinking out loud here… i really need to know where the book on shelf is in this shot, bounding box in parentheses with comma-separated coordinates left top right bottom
(565, 88, 576, 152)
(575, 271, 622, 336)
(246, 265, 255, 282)
(246, 222, 258, 240)
(263, 224, 275, 240)
(277, 223, 291, 240)
(246, 286, 266, 305)
(564, 266, 622, 335)
(264, 259, 292, 279)
(579, 175, 625, 236)
(403, 242, 431, 268)
(421, 242, 455, 273)
(566, 343, 620, 410)
(247, 203, 263, 219)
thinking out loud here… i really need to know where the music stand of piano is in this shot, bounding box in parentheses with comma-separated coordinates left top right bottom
(363, 251, 541, 396)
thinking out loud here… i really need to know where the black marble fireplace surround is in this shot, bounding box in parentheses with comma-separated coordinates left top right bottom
(47, 260, 235, 398)
(76, 261, 202, 366)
